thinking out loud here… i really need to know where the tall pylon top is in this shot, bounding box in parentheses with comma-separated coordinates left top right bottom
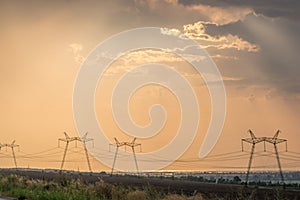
(111, 137, 141, 150)
(242, 129, 287, 186)
(0, 140, 20, 150)
(58, 132, 94, 147)
(265, 130, 287, 145)
(0, 140, 19, 168)
(242, 129, 265, 144)
(242, 129, 287, 147)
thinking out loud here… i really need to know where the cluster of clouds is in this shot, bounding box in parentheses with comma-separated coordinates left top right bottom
(182, 21, 259, 52)
(178, 0, 300, 21)
(64, 0, 300, 101)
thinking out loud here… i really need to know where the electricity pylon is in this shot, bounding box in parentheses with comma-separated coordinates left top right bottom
(242, 129, 265, 185)
(58, 132, 94, 172)
(0, 140, 19, 169)
(242, 129, 287, 185)
(264, 130, 287, 185)
(110, 137, 141, 175)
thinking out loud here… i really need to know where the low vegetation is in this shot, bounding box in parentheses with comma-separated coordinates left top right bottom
(0, 172, 299, 200)
(0, 173, 204, 200)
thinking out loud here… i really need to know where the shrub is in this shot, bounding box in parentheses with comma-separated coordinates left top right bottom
(94, 180, 113, 199)
(111, 185, 127, 200)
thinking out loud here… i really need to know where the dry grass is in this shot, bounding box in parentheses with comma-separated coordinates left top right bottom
(127, 190, 147, 200)
(163, 194, 204, 200)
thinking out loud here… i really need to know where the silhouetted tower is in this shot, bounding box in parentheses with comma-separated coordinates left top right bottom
(242, 130, 287, 185)
(110, 137, 141, 175)
(0, 140, 19, 168)
(265, 130, 287, 184)
(58, 132, 94, 172)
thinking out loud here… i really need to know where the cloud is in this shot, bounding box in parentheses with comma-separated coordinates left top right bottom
(211, 54, 238, 60)
(159, 24, 259, 59)
(179, 13, 300, 101)
(248, 94, 256, 103)
(187, 4, 252, 25)
(68, 43, 84, 64)
(102, 48, 210, 82)
(133, 0, 252, 25)
(14, 0, 296, 100)
(212, 34, 259, 52)
(102, 49, 182, 76)
(222, 76, 243, 81)
(160, 27, 186, 39)
(165, 21, 260, 53)
(131, 0, 254, 26)
(122, 49, 184, 65)
(178, 0, 300, 21)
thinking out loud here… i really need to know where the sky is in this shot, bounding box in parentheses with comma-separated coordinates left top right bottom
(0, 0, 300, 172)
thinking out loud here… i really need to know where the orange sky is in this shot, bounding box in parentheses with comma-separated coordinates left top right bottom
(0, 0, 299, 172)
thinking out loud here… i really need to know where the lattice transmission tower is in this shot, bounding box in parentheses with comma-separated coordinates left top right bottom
(58, 132, 94, 172)
(0, 140, 19, 169)
(242, 129, 287, 185)
(109, 137, 141, 175)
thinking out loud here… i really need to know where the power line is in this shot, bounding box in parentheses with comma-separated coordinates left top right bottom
(0, 131, 299, 173)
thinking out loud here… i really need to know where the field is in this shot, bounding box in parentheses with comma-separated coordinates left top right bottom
(0, 169, 300, 200)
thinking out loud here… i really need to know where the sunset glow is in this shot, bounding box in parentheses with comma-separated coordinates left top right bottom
(0, 0, 299, 172)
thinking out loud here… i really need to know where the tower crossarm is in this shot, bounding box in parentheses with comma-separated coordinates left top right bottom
(69, 137, 81, 142)
(125, 138, 141, 147)
(265, 138, 287, 144)
(113, 137, 126, 147)
(3, 140, 20, 148)
(242, 137, 265, 144)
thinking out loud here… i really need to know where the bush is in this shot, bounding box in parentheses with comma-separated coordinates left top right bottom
(94, 180, 113, 199)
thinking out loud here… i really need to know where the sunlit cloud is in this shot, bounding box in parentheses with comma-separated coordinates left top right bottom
(122, 49, 183, 64)
(159, 22, 259, 54)
(104, 49, 186, 76)
(183, 21, 260, 52)
(211, 54, 238, 60)
(135, 0, 252, 25)
(178, 0, 300, 21)
(222, 76, 243, 81)
(160, 28, 185, 38)
(69, 43, 85, 64)
(187, 4, 253, 25)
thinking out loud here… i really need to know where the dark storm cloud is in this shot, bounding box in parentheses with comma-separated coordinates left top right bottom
(198, 11, 300, 99)
(178, 0, 300, 20)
